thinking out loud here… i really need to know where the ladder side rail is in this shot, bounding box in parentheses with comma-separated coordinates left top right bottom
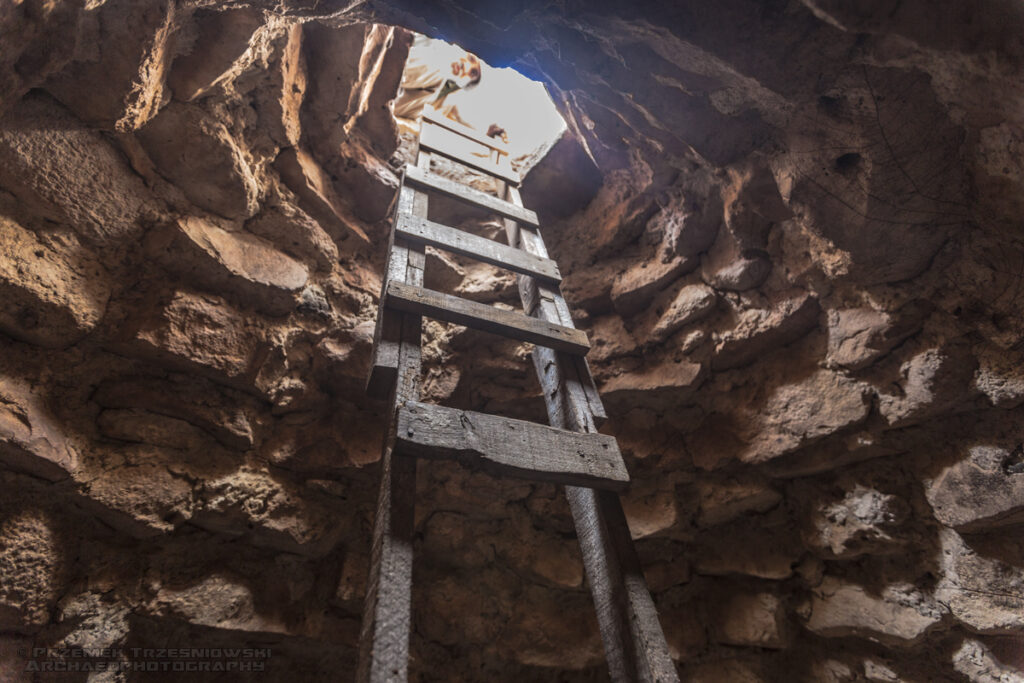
(358, 151, 432, 683)
(499, 183, 679, 683)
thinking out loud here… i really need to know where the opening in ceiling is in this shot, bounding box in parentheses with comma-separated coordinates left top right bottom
(392, 33, 567, 177)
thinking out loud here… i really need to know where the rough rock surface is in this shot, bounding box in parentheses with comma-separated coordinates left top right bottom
(1, 0, 1023, 680)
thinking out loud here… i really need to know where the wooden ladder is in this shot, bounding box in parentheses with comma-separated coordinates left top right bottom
(358, 110, 679, 683)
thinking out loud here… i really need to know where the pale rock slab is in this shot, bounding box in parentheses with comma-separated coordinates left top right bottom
(601, 359, 704, 411)
(150, 574, 289, 634)
(192, 468, 343, 557)
(246, 197, 339, 272)
(805, 576, 945, 646)
(0, 507, 61, 632)
(137, 102, 260, 220)
(148, 217, 309, 316)
(801, 484, 911, 559)
(0, 378, 77, 480)
(937, 529, 1024, 634)
(0, 93, 159, 245)
(93, 375, 257, 451)
(696, 476, 781, 527)
(825, 304, 925, 370)
(879, 345, 978, 427)
(925, 445, 1024, 532)
(651, 283, 718, 343)
(711, 293, 820, 370)
(610, 251, 697, 317)
(0, 217, 110, 348)
(712, 591, 789, 649)
(121, 290, 280, 395)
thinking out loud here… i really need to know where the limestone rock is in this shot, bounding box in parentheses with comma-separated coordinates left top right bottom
(97, 409, 211, 451)
(937, 529, 1024, 634)
(801, 485, 911, 559)
(93, 375, 256, 451)
(701, 225, 772, 292)
(805, 576, 945, 646)
(826, 305, 925, 370)
(952, 638, 1024, 683)
(192, 468, 342, 557)
(925, 445, 1024, 532)
(879, 346, 978, 428)
(601, 359, 704, 411)
(694, 524, 801, 580)
(274, 147, 370, 246)
(974, 344, 1024, 409)
(610, 252, 697, 316)
(137, 102, 259, 220)
(697, 477, 781, 527)
(652, 181, 722, 258)
(0, 507, 61, 632)
(121, 291, 278, 395)
(148, 217, 309, 316)
(246, 198, 339, 272)
(712, 293, 820, 370)
(712, 592, 789, 649)
(0, 379, 77, 481)
(693, 369, 871, 468)
(560, 256, 632, 314)
(75, 450, 194, 538)
(0, 93, 159, 245)
(151, 574, 288, 634)
(651, 284, 718, 343)
(0, 217, 110, 348)
(57, 592, 130, 652)
(587, 315, 638, 363)
(167, 8, 265, 102)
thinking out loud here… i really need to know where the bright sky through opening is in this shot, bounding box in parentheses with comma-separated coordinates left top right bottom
(398, 35, 567, 161)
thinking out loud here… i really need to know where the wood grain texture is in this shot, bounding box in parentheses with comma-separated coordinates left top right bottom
(395, 213, 560, 282)
(419, 124, 521, 184)
(395, 400, 629, 490)
(422, 110, 509, 154)
(403, 164, 538, 226)
(357, 154, 431, 683)
(384, 281, 590, 354)
(499, 181, 677, 683)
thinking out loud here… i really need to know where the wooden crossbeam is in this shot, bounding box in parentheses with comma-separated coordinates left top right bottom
(384, 281, 589, 354)
(404, 165, 538, 226)
(395, 401, 629, 490)
(395, 214, 560, 283)
(422, 110, 509, 154)
(419, 124, 521, 185)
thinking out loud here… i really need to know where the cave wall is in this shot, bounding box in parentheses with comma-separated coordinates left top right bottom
(2, 1, 1024, 681)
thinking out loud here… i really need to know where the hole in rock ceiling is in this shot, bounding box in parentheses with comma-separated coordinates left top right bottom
(392, 33, 566, 176)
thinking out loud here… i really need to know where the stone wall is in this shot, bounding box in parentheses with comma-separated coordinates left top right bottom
(1, 1, 1023, 681)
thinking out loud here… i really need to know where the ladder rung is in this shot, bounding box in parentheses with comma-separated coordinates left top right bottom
(422, 110, 509, 154)
(419, 124, 521, 185)
(384, 281, 590, 354)
(404, 165, 538, 226)
(396, 214, 560, 282)
(395, 401, 629, 490)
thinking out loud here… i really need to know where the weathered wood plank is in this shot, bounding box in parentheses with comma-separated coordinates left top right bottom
(404, 164, 538, 226)
(422, 109, 508, 154)
(357, 155, 430, 683)
(420, 124, 520, 185)
(500, 181, 675, 683)
(502, 185, 607, 423)
(384, 281, 590, 355)
(394, 401, 629, 490)
(395, 214, 560, 282)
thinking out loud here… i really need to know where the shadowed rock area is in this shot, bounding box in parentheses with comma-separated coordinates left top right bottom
(1, 0, 1024, 680)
